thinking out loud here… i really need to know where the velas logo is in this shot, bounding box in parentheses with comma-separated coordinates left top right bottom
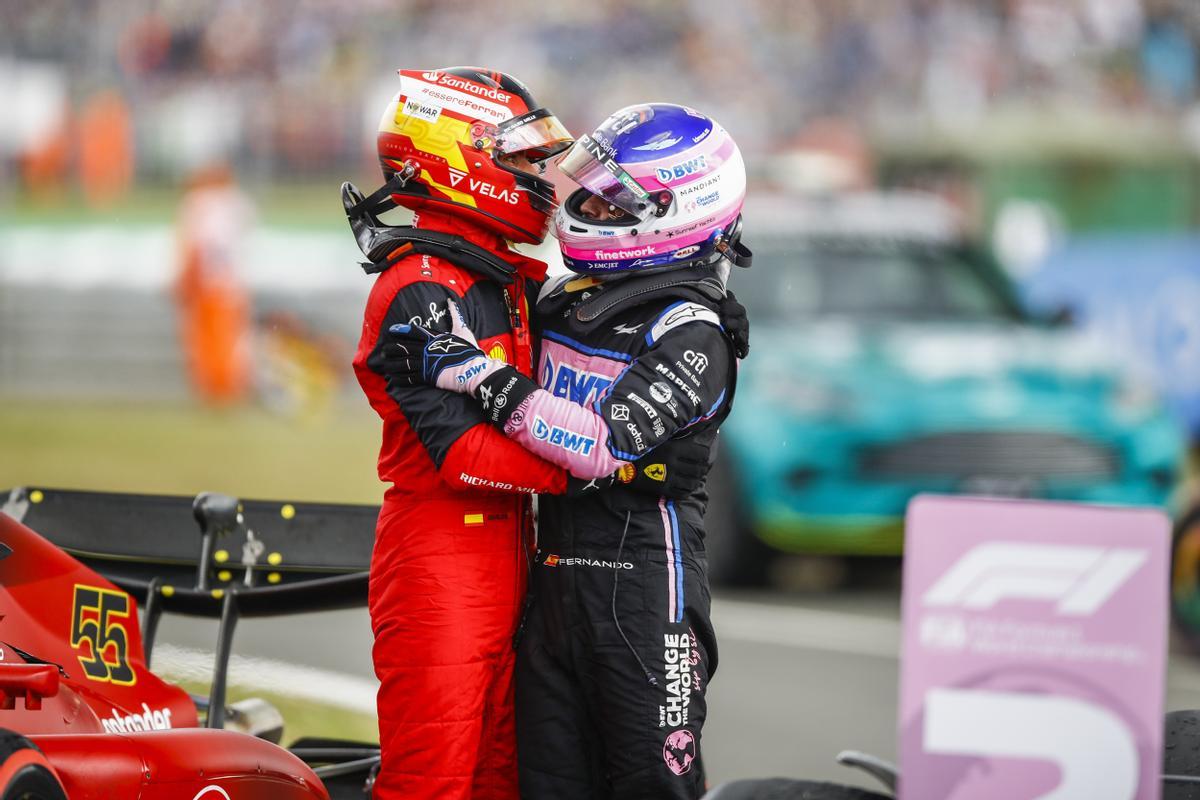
(923, 542, 1148, 615)
(594, 246, 655, 261)
(445, 168, 519, 204)
(656, 156, 707, 185)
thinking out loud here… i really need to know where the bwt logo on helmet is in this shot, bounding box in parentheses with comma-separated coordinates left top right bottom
(656, 156, 708, 185)
(594, 245, 655, 261)
(531, 416, 597, 456)
(923, 542, 1148, 615)
(420, 71, 511, 103)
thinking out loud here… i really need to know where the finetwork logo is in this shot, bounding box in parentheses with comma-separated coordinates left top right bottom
(595, 246, 655, 261)
(922, 542, 1148, 615)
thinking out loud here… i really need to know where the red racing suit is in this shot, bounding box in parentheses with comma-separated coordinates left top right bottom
(352, 209, 567, 800)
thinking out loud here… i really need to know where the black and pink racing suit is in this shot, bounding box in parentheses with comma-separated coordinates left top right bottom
(470, 273, 739, 800)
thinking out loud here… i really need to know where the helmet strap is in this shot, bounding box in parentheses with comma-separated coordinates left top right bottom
(345, 163, 418, 220)
(342, 178, 518, 285)
(715, 216, 753, 269)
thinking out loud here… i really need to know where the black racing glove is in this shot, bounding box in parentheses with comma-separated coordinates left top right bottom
(719, 290, 750, 359)
(627, 435, 710, 499)
(379, 301, 507, 395)
(563, 436, 709, 499)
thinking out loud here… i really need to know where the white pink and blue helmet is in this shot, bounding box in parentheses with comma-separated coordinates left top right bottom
(554, 103, 747, 275)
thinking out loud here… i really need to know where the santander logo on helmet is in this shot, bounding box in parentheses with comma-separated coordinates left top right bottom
(555, 102, 747, 276)
(419, 70, 512, 103)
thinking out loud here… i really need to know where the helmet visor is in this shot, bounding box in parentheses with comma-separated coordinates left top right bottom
(557, 133, 667, 222)
(495, 108, 573, 162)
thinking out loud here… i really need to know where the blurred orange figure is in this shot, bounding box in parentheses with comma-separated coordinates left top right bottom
(174, 164, 255, 406)
(78, 90, 134, 208)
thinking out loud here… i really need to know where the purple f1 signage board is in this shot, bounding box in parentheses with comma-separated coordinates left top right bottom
(899, 495, 1169, 799)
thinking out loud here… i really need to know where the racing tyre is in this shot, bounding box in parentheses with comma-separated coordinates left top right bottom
(1170, 503, 1200, 652)
(705, 447, 774, 587)
(1164, 709, 1200, 798)
(704, 778, 891, 799)
(0, 731, 67, 800)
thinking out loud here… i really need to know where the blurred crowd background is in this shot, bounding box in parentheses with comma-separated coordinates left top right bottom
(4, 0, 1200, 187)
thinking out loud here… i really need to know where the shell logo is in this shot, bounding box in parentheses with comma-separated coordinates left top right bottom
(617, 464, 636, 484)
(488, 343, 507, 363)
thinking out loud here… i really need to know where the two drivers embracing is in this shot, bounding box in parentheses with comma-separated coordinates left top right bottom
(346, 66, 748, 800)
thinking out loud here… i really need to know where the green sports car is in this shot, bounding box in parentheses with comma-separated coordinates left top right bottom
(707, 192, 1183, 584)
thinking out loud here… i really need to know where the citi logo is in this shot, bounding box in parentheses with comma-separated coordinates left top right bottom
(923, 542, 1148, 615)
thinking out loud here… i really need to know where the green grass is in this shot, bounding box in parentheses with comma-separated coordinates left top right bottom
(4, 181, 357, 229)
(0, 399, 385, 504)
(169, 679, 379, 745)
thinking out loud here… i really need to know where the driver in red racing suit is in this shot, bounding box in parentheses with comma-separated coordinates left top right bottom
(345, 68, 718, 800)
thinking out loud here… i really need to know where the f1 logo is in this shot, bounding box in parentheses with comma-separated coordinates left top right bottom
(923, 542, 1148, 616)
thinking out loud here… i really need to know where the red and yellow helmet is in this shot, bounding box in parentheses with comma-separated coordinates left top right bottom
(376, 67, 573, 245)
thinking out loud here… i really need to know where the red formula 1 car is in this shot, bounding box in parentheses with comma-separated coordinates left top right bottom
(0, 487, 381, 800)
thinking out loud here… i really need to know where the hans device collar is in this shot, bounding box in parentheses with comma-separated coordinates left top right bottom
(342, 178, 518, 285)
